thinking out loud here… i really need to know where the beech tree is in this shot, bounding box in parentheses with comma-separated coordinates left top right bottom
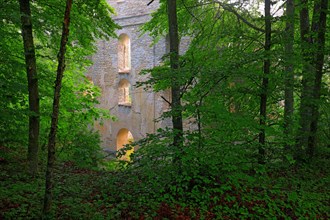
(42, 0, 72, 216)
(283, 0, 295, 151)
(18, 0, 40, 177)
(306, 0, 328, 157)
(167, 0, 184, 153)
(296, 0, 328, 160)
(258, 0, 272, 164)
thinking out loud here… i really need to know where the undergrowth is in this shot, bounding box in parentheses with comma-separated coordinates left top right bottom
(0, 145, 329, 219)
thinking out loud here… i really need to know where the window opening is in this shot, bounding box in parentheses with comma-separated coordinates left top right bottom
(118, 79, 132, 106)
(118, 34, 131, 73)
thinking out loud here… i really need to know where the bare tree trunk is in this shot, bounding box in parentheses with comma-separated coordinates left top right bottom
(42, 0, 72, 217)
(19, 0, 40, 177)
(307, 0, 328, 158)
(258, 0, 271, 164)
(167, 0, 183, 149)
(283, 0, 295, 151)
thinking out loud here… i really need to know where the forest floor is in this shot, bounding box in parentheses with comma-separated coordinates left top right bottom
(0, 145, 329, 219)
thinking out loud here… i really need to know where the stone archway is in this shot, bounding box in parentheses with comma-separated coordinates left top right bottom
(116, 128, 134, 160)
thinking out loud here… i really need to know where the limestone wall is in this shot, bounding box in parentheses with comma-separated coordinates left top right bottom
(88, 0, 192, 152)
(87, 0, 167, 152)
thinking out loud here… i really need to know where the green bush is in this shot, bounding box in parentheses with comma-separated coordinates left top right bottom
(57, 130, 103, 168)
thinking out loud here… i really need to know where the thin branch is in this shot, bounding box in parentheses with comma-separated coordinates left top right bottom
(180, 76, 196, 99)
(213, 0, 265, 33)
(161, 95, 172, 106)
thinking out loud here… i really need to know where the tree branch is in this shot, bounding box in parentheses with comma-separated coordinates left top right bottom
(147, 0, 154, 6)
(213, 0, 265, 33)
(161, 95, 172, 106)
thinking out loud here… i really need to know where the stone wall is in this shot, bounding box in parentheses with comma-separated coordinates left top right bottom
(88, 0, 192, 152)
(87, 0, 168, 152)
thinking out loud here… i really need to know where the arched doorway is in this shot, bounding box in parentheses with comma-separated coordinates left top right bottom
(116, 128, 134, 160)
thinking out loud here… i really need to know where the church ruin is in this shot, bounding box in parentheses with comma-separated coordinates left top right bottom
(87, 0, 171, 154)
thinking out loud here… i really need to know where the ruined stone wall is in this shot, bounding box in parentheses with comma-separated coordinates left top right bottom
(87, 0, 168, 152)
(87, 0, 192, 153)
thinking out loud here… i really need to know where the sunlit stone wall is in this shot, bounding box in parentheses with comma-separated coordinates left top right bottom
(87, 0, 168, 152)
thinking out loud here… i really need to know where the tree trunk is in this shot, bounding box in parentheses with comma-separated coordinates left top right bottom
(167, 0, 183, 149)
(307, 0, 328, 158)
(295, 0, 313, 161)
(296, 0, 328, 160)
(42, 0, 73, 217)
(19, 0, 40, 177)
(283, 0, 295, 152)
(258, 0, 271, 164)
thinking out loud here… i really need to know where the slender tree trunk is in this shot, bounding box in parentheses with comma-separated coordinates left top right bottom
(296, 0, 313, 161)
(42, 0, 72, 217)
(258, 0, 271, 164)
(167, 0, 183, 149)
(19, 0, 40, 177)
(283, 0, 295, 151)
(307, 0, 328, 158)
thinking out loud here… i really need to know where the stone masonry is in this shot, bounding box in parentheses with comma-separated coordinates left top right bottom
(87, 0, 170, 153)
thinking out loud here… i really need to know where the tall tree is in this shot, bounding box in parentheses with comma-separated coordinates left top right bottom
(296, 0, 313, 160)
(167, 0, 183, 150)
(307, 0, 328, 157)
(18, 0, 40, 177)
(42, 0, 73, 216)
(283, 0, 295, 151)
(296, 0, 328, 160)
(258, 0, 272, 163)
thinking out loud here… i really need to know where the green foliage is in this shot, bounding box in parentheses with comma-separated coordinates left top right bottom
(97, 128, 329, 219)
(0, 0, 117, 164)
(124, 0, 330, 218)
(57, 130, 103, 168)
(1, 0, 329, 219)
(1, 137, 329, 219)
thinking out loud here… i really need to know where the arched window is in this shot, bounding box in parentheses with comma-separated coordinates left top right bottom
(118, 79, 131, 106)
(116, 128, 134, 160)
(118, 34, 131, 73)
